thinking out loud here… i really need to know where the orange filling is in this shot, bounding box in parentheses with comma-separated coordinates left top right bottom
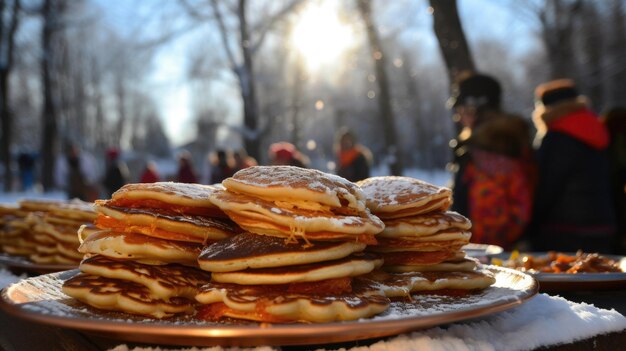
(109, 198, 225, 217)
(95, 215, 211, 244)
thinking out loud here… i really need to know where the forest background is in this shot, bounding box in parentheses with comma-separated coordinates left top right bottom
(0, 0, 624, 191)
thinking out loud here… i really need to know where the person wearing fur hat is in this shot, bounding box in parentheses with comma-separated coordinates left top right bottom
(529, 79, 615, 252)
(448, 72, 535, 250)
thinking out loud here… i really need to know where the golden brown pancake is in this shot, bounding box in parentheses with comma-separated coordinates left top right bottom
(384, 258, 478, 273)
(47, 199, 96, 222)
(79, 255, 211, 300)
(369, 230, 472, 253)
(379, 211, 471, 238)
(78, 230, 202, 266)
(222, 166, 368, 214)
(62, 273, 194, 318)
(195, 278, 389, 323)
(94, 204, 238, 244)
(377, 250, 465, 266)
(18, 199, 63, 212)
(357, 176, 452, 219)
(211, 253, 383, 285)
(109, 182, 226, 217)
(198, 232, 366, 272)
(211, 188, 383, 243)
(363, 269, 496, 297)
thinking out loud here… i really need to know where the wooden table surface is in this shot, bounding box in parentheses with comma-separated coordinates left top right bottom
(1, 289, 626, 351)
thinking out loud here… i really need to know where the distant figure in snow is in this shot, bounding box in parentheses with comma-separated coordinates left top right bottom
(335, 128, 372, 182)
(176, 150, 198, 184)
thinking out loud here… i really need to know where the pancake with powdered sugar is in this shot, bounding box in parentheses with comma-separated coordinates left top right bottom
(109, 182, 226, 217)
(198, 232, 366, 272)
(210, 187, 383, 244)
(379, 211, 471, 238)
(369, 229, 472, 253)
(95, 202, 238, 244)
(62, 273, 195, 318)
(79, 255, 211, 300)
(211, 253, 383, 285)
(362, 269, 496, 297)
(357, 176, 452, 219)
(384, 257, 479, 273)
(195, 277, 389, 323)
(78, 230, 202, 266)
(222, 166, 368, 214)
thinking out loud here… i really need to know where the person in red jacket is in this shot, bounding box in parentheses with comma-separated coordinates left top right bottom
(529, 79, 616, 252)
(140, 161, 160, 183)
(176, 151, 198, 184)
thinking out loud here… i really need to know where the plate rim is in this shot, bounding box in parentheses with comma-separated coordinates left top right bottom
(0, 266, 538, 346)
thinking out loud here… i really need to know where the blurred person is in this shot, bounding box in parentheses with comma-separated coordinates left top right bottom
(102, 148, 129, 197)
(209, 149, 235, 184)
(529, 79, 615, 252)
(268, 142, 309, 168)
(603, 107, 626, 253)
(233, 148, 257, 172)
(63, 144, 90, 200)
(335, 128, 372, 182)
(176, 150, 199, 184)
(447, 72, 535, 250)
(140, 161, 160, 183)
(17, 151, 36, 191)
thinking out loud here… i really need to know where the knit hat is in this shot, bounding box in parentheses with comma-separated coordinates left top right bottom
(447, 73, 501, 109)
(534, 79, 579, 107)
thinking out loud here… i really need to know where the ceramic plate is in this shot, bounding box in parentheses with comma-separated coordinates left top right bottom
(0, 266, 537, 347)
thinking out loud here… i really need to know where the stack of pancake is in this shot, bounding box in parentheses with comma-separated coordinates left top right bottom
(0, 199, 96, 265)
(26, 199, 97, 265)
(196, 166, 390, 323)
(356, 176, 495, 297)
(0, 204, 32, 256)
(62, 182, 239, 318)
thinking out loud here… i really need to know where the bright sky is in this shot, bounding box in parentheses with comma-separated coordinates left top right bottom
(95, 0, 536, 147)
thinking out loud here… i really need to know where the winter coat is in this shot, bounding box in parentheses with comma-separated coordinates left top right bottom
(529, 100, 615, 252)
(337, 146, 371, 182)
(451, 110, 535, 250)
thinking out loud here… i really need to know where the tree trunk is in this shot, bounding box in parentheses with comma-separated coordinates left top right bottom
(238, 0, 261, 161)
(0, 0, 20, 192)
(540, 0, 581, 80)
(607, 0, 626, 107)
(429, 0, 475, 84)
(357, 0, 403, 175)
(40, 0, 59, 191)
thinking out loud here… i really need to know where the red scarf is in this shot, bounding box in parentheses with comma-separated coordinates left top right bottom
(548, 108, 609, 149)
(339, 148, 361, 167)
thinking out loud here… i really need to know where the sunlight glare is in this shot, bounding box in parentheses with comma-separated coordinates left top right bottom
(291, 2, 354, 72)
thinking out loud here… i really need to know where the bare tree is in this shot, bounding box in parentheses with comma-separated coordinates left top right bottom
(538, 0, 582, 80)
(39, 0, 66, 191)
(356, 0, 403, 175)
(429, 0, 475, 84)
(179, 0, 303, 161)
(0, 0, 20, 191)
(606, 0, 626, 107)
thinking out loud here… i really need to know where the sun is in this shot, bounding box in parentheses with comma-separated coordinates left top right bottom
(290, 1, 354, 72)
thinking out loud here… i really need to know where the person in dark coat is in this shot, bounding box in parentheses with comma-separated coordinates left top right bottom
(602, 107, 626, 254)
(335, 128, 372, 182)
(528, 79, 615, 252)
(448, 72, 535, 250)
(176, 151, 198, 184)
(209, 149, 235, 184)
(102, 148, 129, 197)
